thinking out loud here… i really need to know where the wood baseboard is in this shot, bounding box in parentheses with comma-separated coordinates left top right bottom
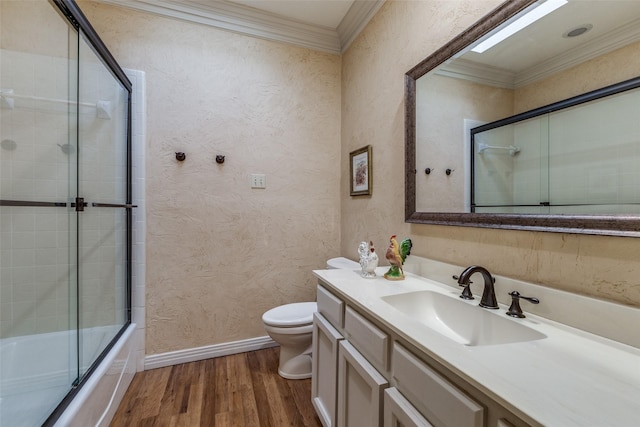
(144, 336, 278, 370)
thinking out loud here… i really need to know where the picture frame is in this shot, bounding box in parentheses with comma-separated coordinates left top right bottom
(350, 145, 372, 196)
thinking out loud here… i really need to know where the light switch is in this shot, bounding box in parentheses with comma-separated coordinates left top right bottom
(251, 174, 266, 189)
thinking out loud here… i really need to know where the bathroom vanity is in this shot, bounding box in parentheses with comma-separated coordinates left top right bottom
(310, 258, 640, 427)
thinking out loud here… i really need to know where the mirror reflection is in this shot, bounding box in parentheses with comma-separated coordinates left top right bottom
(472, 79, 640, 214)
(414, 0, 640, 217)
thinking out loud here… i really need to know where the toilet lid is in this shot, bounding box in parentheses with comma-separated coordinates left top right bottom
(327, 257, 359, 269)
(262, 302, 317, 327)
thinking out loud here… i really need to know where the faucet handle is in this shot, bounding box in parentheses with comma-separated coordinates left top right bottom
(506, 291, 540, 318)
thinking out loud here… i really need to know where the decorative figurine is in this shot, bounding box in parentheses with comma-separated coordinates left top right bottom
(358, 241, 379, 278)
(358, 241, 368, 264)
(384, 235, 413, 280)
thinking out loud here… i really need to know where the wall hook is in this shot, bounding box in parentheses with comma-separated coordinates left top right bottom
(425, 167, 432, 175)
(215, 155, 225, 164)
(445, 168, 454, 176)
(175, 152, 186, 161)
(1, 139, 17, 151)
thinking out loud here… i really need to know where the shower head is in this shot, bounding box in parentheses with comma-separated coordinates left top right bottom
(1, 139, 17, 151)
(57, 143, 75, 154)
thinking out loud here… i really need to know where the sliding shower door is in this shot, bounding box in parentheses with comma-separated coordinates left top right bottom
(0, 2, 80, 425)
(77, 31, 130, 377)
(0, 0, 132, 425)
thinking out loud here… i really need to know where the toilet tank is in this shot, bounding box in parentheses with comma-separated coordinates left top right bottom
(326, 257, 359, 269)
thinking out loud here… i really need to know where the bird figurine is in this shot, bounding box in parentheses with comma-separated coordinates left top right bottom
(384, 235, 413, 280)
(359, 240, 379, 278)
(362, 241, 378, 279)
(358, 241, 369, 267)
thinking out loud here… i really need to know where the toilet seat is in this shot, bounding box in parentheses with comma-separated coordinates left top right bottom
(262, 302, 317, 327)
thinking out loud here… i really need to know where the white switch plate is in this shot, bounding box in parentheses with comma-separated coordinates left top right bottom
(251, 174, 266, 189)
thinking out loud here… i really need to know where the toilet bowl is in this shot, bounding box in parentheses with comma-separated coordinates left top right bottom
(262, 302, 317, 379)
(262, 257, 359, 379)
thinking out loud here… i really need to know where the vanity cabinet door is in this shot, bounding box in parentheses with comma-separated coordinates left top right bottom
(312, 312, 343, 427)
(337, 340, 388, 427)
(384, 387, 434, 427)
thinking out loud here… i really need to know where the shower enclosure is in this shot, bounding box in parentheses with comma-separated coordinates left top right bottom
(0, 0, 133, 425)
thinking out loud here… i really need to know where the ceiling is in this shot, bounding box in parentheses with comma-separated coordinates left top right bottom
(94, 0, 386, 54)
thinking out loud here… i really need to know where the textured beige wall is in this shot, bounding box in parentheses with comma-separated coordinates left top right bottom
(341, 0, 640, 307)
(80, 2, 341, 354)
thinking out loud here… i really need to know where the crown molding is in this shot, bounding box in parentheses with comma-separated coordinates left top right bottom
(436, 59, 515, 89)
(338, 0, 385, 52)
(93, 0, 385, 54)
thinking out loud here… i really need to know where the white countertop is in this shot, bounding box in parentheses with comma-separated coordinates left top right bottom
(313, 267, 640, 427)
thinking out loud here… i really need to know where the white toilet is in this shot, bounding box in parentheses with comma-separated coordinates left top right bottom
(262, 257, 359, 379)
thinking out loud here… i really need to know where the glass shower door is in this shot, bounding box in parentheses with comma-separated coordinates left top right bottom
(2, 0, 132, 424)
(77, 31, 130, 376)
(0, 1, 80, 425)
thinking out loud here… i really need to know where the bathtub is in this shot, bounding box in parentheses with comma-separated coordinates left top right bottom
(0, 324, 136, 427)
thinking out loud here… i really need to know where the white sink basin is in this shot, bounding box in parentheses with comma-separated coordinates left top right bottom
(381, 290, 546, 346)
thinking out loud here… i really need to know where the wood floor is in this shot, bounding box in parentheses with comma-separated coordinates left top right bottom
(110, 347, 322, 426)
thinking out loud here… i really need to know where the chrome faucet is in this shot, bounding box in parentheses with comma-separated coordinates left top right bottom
(456, 265, 499, 309)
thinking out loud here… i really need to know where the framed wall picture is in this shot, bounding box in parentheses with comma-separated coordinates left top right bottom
(350, 145, 372, 196)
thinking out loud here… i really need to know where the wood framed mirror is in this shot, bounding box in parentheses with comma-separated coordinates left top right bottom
(405, 0, 640, 237)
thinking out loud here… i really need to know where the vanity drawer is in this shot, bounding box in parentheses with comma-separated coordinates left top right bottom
(344, 306, 389, 372)
(392, 343, 484, 427)
(317, 284, 344, 329)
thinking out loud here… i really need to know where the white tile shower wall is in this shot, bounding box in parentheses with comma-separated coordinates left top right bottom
(1, 49, 76, 337)
(125, 68, 146, 372)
